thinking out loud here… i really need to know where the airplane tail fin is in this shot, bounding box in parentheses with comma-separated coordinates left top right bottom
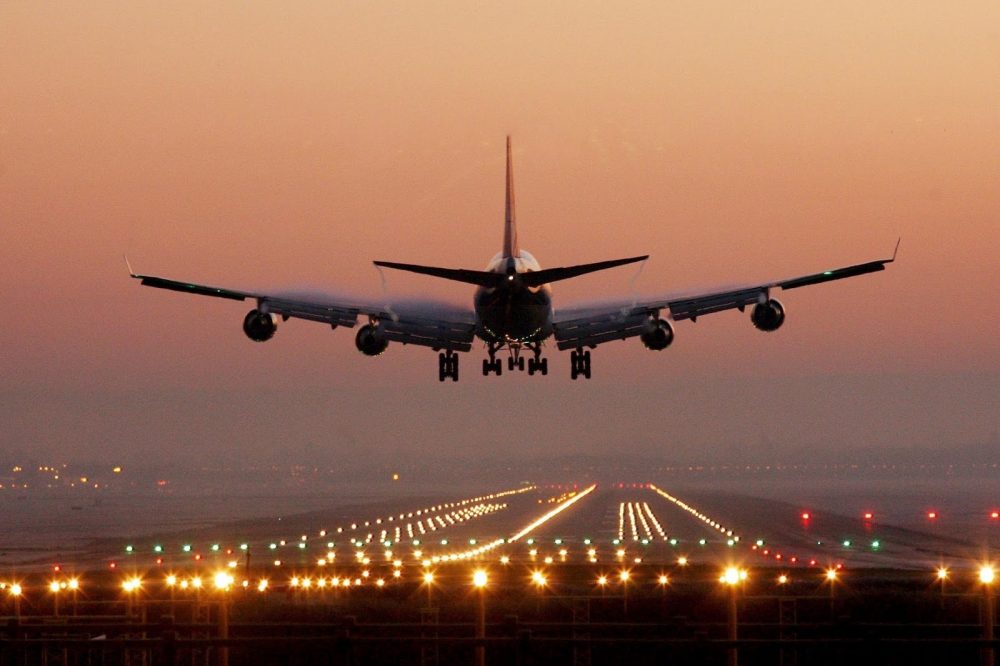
(503, 135, 519, 259)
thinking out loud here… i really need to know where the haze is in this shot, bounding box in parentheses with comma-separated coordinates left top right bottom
(1, 3, 997, 468)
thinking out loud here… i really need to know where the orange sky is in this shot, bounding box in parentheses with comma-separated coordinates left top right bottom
(1, 3, 997, 463)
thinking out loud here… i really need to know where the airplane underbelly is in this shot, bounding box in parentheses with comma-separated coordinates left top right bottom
(475, 286, 553, 343)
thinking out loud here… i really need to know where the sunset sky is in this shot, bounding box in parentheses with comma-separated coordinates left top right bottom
(1, 3, 997, 467)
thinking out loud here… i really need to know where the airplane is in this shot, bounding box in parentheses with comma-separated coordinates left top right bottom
(128, 136, 898, 382)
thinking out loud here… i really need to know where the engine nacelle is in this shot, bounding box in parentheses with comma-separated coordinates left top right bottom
(355, 323, 389, 356)
(751, 299, 786, 332)
(640, 318, 674, 351)
(243, 309, 279, 342)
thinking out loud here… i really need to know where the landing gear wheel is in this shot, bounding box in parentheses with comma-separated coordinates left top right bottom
(438, 351, 459, 382)
(539, 358, 548, 375)
(517, 356, 525, 371)
(570, 348, 591, 380)
(507, 357, 515, 371)
(482, 359, 491, 376)
(494, 359, 502, 376)
(528, 358, 537, 376)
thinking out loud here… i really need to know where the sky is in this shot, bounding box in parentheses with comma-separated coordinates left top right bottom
(1, 2, 998, 469)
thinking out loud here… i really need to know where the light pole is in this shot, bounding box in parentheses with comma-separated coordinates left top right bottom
(214, 572, 234, 666)
(619, 569, 630, 616)
(531, 571, 547, 615)
(981, 565, 995, 666)
(721, 567, 747, 666)
(10, 583, 22, 620)
(472, 570, 488, 666)
(825, 568, 839, 616)
(49, 580, 61, 617)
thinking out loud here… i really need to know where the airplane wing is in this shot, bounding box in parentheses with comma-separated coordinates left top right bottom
(552, 243, 899, 351)
(127, 267, 477, 352)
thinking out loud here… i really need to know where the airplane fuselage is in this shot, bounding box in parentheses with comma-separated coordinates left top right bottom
(473, 251, 554, 346)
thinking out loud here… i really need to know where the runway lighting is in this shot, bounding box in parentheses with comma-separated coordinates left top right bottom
(801, 512, 811, 521)
(992, 511, 1000, 520)
(619, 570, 631, 583)
(166, 575, 177, 587)
(937, 567, 949, 581)
(825, 569, 838, 582)
(257, 579, 268, 592)
(191, 577, 202, 589)
(214, 572, 234, 590)
(597, 575, 608, 587)
(531, 571, 547, 588)
(9, 584, 21, 597)
(499, 555, 510, 565)
(863, 512, 874, 520)
(778, 574, 789, 585)
(67, 579, 79, 591)
(423, 572, 434, 585)
(980, 565, 996, 585)
(472, 570, 488, 588)
(49, 581, 60, 593)
(658, 574, 669, 586)
(677, 557, 688, 566)
(927, 511, 938, 520)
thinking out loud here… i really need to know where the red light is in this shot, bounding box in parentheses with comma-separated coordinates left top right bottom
(109, 562, 117, 569)
(155, 558, 163, 565)
(194, 554, 202, 561)
(991, 511, 999, 520)
(762, 549, 770, 555)
(809, 559, 817, 566)
(53, 565, 61, 572)
(790, 557, 798, 563)
(927, 511, 937, 520)
(836, 563, 843, 570)
(775, 553, 782, 560)
(801, 512, 811, 520)
(863, 512, 874, 520)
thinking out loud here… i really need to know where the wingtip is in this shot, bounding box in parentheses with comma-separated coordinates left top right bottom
(123, 253, 137, 277)
(891, 237, 901, 262)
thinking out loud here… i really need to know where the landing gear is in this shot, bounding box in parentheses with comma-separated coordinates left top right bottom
(527, 357, 548, 376)
(570, 347, 591, 380)
(482, 344, 502, 376)
(527, 343, 547, 376)
(507, 356, 525, 372)
(438, 351, 459, 382)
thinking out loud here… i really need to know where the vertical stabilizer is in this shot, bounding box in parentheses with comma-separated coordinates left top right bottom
(503, 136, 519, 258)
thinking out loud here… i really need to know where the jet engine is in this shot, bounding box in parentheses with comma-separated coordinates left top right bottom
(751, 299, 786, 332)
(640, 318, 674, 351)
(243, 309, 279, 342)
(355, 323, 389, 356)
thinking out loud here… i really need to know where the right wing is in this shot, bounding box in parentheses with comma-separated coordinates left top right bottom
(553, 243, 898, 351)
(128, 266, 476, 352)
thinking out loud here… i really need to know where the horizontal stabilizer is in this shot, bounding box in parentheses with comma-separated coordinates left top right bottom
(373, 261, 505, 287)
(375, 255, 648, 288)
(520, 256, 648, 287)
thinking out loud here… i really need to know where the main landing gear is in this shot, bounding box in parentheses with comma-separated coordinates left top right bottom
(438, 350, 459, 382)
(526, 343, 547, 376)
(482, 343, 503, 376)
(570, 347, 591, 380)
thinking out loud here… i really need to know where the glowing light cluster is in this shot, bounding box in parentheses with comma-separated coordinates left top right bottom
(508, 485, 597, 543)
(649, 485, 738, 542)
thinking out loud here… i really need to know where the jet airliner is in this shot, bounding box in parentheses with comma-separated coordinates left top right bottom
(129, 137, 897, 381)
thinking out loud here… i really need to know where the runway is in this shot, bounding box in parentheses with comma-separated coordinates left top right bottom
(42, 481, 996, 577)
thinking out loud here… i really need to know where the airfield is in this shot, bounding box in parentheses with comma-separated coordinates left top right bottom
(2, 482, 998, 664)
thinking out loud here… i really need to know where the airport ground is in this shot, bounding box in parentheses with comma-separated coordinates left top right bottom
(1, 482, 998, 664)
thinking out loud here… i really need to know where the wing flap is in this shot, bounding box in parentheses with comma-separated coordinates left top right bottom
(667, 287, 764, 322)
(553, 311, 652, 350)
(261, 298, 359, 328)
(380, 317, 476, 352)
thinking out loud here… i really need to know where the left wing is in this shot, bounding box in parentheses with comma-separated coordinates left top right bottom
(127, 266, 476, 352)
(552, 243, 898, 351)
